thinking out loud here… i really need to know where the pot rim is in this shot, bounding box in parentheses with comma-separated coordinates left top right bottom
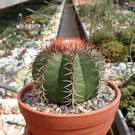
(18, 81, 121, 118)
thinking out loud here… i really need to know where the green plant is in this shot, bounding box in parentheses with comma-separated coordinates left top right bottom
(32, 38, 105, 108)
(126, 106, 135, 127)
(123, 73, 135, 87)
(92, 29, 115, 46)
(120, 85, 135, 109)
(100, 40, 127, 62)
(92, 0, 113, 15)
(120, 74, 135, 128)
(78, 5, 92, 17)
(132, 45, 135, 62)
(116, 28, 135, 46)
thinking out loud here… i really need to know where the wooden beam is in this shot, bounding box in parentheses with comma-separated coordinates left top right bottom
(0, 0, 30, 9)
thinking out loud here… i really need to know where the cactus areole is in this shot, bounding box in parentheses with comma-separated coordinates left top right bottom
(32, 38, 105, 108)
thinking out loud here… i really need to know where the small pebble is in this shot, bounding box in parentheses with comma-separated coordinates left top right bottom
(23, 83, 116, 114)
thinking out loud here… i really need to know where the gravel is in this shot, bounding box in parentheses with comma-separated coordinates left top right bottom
(22, 83, 116, 114)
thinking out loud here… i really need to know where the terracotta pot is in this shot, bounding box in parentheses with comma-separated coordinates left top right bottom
(18, 82, 121, 135)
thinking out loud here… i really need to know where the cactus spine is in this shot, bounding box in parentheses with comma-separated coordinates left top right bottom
(32, 38, 105, 108)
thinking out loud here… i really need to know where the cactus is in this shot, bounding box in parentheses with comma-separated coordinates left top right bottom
(32, 38, 105, 108)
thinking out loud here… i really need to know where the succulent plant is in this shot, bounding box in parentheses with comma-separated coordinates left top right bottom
(120, 74, 135, 128)
(100, 40, 127, 62)
(126, 106, 135, 127)
(120, 85, 135, 109)
(123, 74, 135, 87)
(32, 38, 105, 108)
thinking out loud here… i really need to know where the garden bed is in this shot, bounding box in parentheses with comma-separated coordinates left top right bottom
(73, 0, 135, 134)
(0, 1, 64, 135)
(74, 0, 135, 63)
(0, 99, 26, 135)
(0, 0, 64, 90)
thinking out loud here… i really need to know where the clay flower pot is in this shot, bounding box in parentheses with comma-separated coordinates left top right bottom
(18, 82, 121, 135)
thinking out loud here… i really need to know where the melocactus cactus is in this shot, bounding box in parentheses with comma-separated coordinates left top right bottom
(32, 38, 105, 108)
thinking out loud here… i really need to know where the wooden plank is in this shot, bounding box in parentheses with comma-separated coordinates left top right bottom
(0, 0, 30, 9)
(112, 110, 131, 135)
(26, 8, 53, 20)
(0, 83, 18, 93)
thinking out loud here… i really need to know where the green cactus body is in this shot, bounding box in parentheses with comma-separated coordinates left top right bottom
(32, 38, 105, 107)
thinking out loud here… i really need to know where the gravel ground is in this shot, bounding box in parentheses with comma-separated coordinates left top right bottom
(22, 83, 116, 114)
(0, 114, 26, 135)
